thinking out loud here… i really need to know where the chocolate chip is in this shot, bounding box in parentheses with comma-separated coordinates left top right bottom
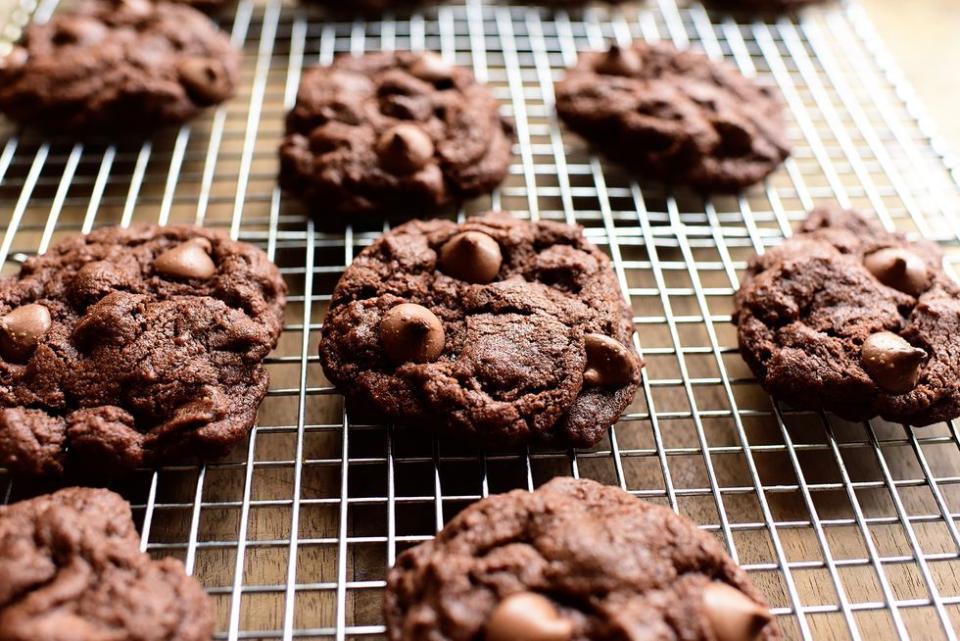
(178, 57, 233, 106)
(0, 303, 52, 362)
(154, 238, 217, 281)
(486, 592, 572, 641)
(380, 303, 445, 364)
(438, 231, 502, 284)
(0, 46, 28, 73)
(861, 331, 926, 394)
(410, 52, 455, 85)
(583, 333, 637, 387)
(702, 582, 772, 641)
(595, 44, 643, 77)
(864, 247, 929, 297)
(377, 124, 435, 173)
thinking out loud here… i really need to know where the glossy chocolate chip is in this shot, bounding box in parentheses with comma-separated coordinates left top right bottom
(0, 46, 28, 73)
(703, 582, 772, 641)
(583, 333, 637, 387)
(410, 52, 454, 85)
(595, 44, 643, 77)
(377, 124, 435, 173)
(486, 592, 572, 641)
(380, 303, 445, 364)
(178, 57, 233, 106)
(154, 238, 217, 281)
(864, 247, 929, 297)
(861, 331, 926, 394)
(53, 17, 108, 47)
(438, 231, 503, 284)
(0, 303, 52, 362)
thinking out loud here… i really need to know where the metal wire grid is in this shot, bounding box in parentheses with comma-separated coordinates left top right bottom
(2, 1, 960, 640)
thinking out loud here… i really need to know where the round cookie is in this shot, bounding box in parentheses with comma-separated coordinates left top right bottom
(279, 51, 514, 217)
(734, 207, 960, 426)
(0, 0, 239, 134)
(554, 42, 790, 191)
(0, 487, 213, 641)
(319, 213, 642, 447)
(0, 225, 286, 477)
(385, 477, 780, 641)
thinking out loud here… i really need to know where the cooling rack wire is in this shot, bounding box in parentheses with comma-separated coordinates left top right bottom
(2, 0, 960, 639)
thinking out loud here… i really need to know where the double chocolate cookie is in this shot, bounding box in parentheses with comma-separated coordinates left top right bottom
(0, 0, 239, 133)
(555, 42, 790, 191)
(0, 487, 213, 641)
(320, 213, 641, 447)
(386, 477, 780, 641)
(735, 207, 960, 425)
(0, 225, 286, 477)
(279, 51, 514, 217)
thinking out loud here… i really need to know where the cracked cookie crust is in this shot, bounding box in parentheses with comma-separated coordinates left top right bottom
(734, 207, 960, 425)
(0, 224, 286, 477)
(555, 41, 790, 191)
(385, 477, 780, 641)
(318, 212, 642, 448)
(0, 487, 213, 641)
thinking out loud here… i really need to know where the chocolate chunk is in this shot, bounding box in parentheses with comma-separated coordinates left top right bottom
(0, 304, 51, 362)
(703, 582, 773, 641)
(377, 123, 435, 173)
(154, 238, 217, 280)
(409, 52, 454, 84)
(438, 231, 503, 284)
(864, 247, 929, 296)
(486, 593, 572, 641)
(861, 331, 926, 394)
(178, 57, 234, 106)
(379, 303, 445, 364)
(583, 333, 637, 387)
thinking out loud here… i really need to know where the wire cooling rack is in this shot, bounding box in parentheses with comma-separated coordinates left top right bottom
(2, 0, 960, 640)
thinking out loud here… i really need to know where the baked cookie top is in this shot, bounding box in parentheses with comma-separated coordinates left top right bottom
(279, 51, 514, 217)
(0, 0, 239, 133)
(385, 477, 780, 641)
(555, 42, 790, 191)
(0, 487, 213, 641)
(735, 207, 960, 425)
(319, 212, 642, 447)
(0, 225, 286, 477)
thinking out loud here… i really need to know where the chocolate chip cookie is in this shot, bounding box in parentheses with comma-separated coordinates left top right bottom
(0, 0, 239, 134)
(319, 212, 642, 447)
(0, 225, 286, 477)
(0, 487, 213, 641)
(555, 42, 790, 191)
(385, 477, 780, 641)
(279, 51, 514, 217)
(734, 207, 960, 425)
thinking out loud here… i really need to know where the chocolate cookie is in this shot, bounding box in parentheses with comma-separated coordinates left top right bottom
(0, 0, 239, 134)
(734, 207, 960, 425)
(385, 477, 780, 641)
(0, 225, 286, 477)
(555, 42, 790, 191)
(279, 51, 514, 217)
(319, 212, 642, 447)
(0, 487, 213, 641)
